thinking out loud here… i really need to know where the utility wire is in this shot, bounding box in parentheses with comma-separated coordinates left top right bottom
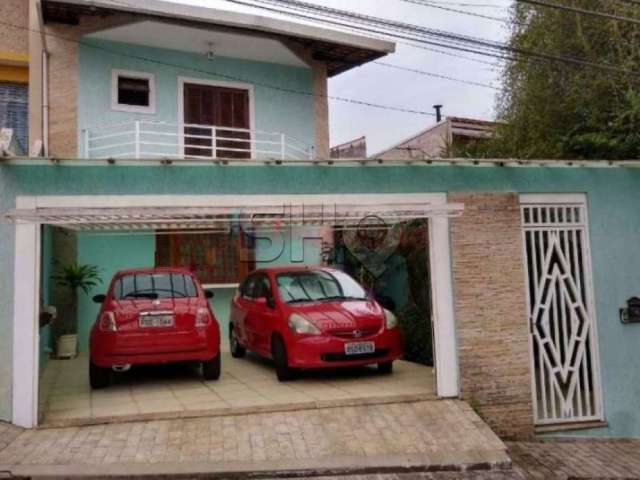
(516, 0, 640, 26)
(374, 61, 500, 89)
(228, 0, 640, 78)
(0, 19, 437, 117)
(399, 0, 520, 25)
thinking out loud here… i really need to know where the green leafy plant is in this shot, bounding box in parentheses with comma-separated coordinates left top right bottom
(52, 263, 101, 335)
(53, 263, 101, 295)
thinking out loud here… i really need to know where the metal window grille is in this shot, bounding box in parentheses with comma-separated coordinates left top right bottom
(0, 83, 28, 152)
(521, 201, 603, 426)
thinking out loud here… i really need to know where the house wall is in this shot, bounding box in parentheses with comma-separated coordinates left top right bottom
(450, 192, 533, 439)
(76, 39, 315, 159)
(1, 164, 639, 439)
(0, 0, 29, 57)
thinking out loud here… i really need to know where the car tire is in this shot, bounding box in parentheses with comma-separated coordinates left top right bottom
(229, 326, 246, 358)
(378, 361, 394, 375)
(203, 353, 221, 381)
(271, 335, 295, 382)
(89, 360, 111, 389)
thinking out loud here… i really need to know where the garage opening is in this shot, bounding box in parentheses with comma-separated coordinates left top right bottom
(9, 198, 461, 427)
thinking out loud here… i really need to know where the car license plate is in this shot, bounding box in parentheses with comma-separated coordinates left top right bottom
(139, 314, 174, 328)
(344, 341, 375, 356)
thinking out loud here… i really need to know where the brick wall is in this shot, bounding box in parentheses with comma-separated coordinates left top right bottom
(449, 192, 534, 440)
(45, 14, 136, 158)
(0, 0, 28, 56)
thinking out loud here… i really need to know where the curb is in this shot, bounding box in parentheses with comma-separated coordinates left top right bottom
(2, 452, 513, 479)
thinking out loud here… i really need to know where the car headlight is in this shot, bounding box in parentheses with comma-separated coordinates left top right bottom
(288, 313, 320, 335)
(384, 309, 398, 329)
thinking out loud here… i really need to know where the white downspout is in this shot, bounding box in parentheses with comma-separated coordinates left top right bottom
(42, 49, 49, 157)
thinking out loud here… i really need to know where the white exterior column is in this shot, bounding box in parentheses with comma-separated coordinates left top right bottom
(430, 211, 459, 398)
(12, 197, 40, 428)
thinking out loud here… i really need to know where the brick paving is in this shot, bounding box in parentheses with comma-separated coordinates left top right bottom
(0, 400, 508, 476)
(507, 439, 640, 479)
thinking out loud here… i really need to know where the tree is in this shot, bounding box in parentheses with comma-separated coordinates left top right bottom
(492, 1, 640, 160)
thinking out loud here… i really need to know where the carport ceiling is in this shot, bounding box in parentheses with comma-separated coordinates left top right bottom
(5, 203, 463, 232)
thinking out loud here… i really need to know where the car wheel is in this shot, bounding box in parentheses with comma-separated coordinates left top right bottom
(378, 361, 394, 375)
(229, 326, 246, 358)
(271, 335, 295, 382)
(89, 360, 111, 389)
(203, 353, 221, 381)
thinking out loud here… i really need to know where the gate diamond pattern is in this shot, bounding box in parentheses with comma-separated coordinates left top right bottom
(522, 200, 603, 425)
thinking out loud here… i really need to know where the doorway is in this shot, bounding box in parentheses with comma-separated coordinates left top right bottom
(181, 79, 252, 159)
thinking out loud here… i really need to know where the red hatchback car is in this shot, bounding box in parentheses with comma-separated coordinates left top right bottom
(89, 267, 221, 389)
(229, 266, 402, 381)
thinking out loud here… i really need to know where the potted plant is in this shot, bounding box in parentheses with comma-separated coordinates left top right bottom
(52, 263, 101, 359)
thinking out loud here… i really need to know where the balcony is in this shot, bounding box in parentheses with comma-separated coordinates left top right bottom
(81, 121, 314, 161)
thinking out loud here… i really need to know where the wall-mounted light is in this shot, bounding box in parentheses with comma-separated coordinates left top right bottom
(207, 42, 216, 61)
(620, 297, 640, 324)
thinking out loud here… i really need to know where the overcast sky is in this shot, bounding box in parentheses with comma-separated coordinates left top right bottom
(171, 0, 513, 154)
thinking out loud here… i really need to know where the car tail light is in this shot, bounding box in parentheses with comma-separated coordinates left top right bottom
(99, 311, 117, 332)
(195, 307, 212, 327)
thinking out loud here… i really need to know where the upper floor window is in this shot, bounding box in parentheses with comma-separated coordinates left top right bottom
(111, 69, 155, 114)
(0, 82, 28, 154)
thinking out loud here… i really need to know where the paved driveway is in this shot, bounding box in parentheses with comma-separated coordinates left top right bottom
(0, 400, 509, 478)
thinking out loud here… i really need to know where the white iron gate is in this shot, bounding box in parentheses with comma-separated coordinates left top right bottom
(521, 195, 603, 426)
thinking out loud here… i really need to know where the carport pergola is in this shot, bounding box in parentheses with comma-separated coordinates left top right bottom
(7, 193, 461, 427)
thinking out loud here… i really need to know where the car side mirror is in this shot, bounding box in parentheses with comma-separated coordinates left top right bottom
(205, 289, 214, 299)
(93, 294, 106, 304)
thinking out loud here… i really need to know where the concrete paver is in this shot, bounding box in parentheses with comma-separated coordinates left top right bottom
(0, 400, 509, 477)
(507, 439, 640, 479)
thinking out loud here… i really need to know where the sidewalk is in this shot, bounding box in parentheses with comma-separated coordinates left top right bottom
(0, 400, 510, 478)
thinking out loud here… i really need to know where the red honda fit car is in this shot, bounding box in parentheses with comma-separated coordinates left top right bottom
(229, 266, 402, 381)
(89, 267, 221, 389)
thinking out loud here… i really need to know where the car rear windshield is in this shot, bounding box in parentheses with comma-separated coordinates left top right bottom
(276, 270, 367, 304)
(113, 273, 198, 299)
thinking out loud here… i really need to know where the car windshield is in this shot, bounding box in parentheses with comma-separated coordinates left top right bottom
(113, 273, 198, 299)
(276, 270, 368, 304)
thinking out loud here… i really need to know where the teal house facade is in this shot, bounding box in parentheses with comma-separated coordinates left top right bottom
(1, 0, 639, 443)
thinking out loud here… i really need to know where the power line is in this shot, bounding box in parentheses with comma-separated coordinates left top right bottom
(373, 61, 500, 89)
(0, 19, 437, 117)
(516, 0, 640, 26)
(227, 0, 640, 78)
(399, 0, 519, 25)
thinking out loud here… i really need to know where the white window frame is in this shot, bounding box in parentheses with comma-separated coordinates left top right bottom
(12, 192, 459, 428)
(111, 69, 156, 114)
(177, 76, 256, 159)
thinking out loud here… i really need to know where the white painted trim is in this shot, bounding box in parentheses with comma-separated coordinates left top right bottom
(429, 209, 459, 398)
(111, 69, 156, 115)
(177, 76, 256, 159)
(12, 192, 460, 427)
(519, 193, 586, 205)
(12, 197, 41, 428)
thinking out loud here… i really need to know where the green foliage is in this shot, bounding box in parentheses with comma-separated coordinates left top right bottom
(487, 1, 640, 160)
(52, 263, 102, 295)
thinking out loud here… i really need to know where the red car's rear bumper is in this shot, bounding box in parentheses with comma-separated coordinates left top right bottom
(90, 328, 219, 367)
(285, 328, 402, 369)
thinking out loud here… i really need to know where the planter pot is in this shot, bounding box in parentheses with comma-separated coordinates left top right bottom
(56, 334, 78, 359)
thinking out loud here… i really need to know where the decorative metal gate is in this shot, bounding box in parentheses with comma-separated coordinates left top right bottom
(521, 197, 603, 426)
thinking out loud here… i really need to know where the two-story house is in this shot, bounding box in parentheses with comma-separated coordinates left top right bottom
(1, 0, 640, 449)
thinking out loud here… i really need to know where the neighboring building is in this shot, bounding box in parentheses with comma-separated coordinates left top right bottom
(374, 116, 497, 160)
(0, 0, 640, 449)
(330, 136, 367, 159)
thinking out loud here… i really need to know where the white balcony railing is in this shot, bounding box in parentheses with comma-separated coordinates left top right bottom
(81, 121, 314, 161)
